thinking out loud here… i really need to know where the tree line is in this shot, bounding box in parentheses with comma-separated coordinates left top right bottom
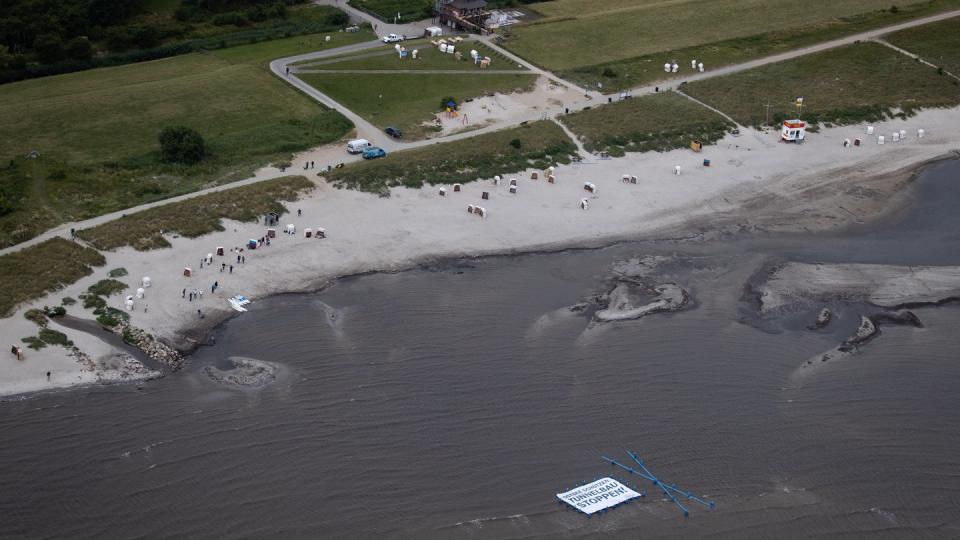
(0, 0, 338, 83)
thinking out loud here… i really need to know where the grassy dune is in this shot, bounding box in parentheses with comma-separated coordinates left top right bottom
(683, 41, 960, 127)
(325, 121, 577, 193)
(0, 238, 105, 316)
(77, 176, 314, 251)
(886, 16, 960, 75)
(561, 91, 732, 155)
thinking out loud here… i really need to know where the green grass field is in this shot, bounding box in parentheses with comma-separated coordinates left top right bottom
(348, 0, 433, 22)
(683, 41, 960, 127)
(0, 238, 105, 317)
(298, 71, 538, 138)
(78, 176, 314, 251)
(886, 17, 960, 75)
(0, 30, 375, 248)
(325, 120, 577, 193)
(561, 91, 732, 155)
(503, 0, 960, 91)
(295, 40, 525, 71)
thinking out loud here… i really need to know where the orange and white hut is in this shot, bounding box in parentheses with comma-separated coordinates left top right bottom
(781, 119, 806, 143)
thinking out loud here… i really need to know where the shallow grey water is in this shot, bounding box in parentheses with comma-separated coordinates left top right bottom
(1, 161, 959, 539)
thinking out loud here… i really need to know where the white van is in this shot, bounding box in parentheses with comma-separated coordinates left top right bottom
(347, 139, 371, 153)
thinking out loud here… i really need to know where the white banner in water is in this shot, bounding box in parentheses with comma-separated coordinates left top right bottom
(556, 477, 641, 515)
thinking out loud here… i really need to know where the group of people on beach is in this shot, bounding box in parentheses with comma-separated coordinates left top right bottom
(179, 210, 309, 312)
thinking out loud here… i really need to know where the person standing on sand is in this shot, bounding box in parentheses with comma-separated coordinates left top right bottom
(237, 254, 241, 263)
(182, 288, 186, 298)
(229, 265, 233, 274)
(242, 256, 245, 264)
(298, 209, 302, 217)
(47, 371, 51, 381)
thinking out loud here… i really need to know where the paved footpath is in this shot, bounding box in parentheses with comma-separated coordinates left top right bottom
(3, 8, 959, 257)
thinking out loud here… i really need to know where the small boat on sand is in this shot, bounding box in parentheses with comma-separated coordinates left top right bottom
(229, 295, 251, 312)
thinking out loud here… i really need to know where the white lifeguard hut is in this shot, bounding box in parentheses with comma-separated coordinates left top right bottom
(781, 119, 806, 143)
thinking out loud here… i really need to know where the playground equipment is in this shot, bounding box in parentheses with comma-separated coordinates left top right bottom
(601, 451, 716, 517)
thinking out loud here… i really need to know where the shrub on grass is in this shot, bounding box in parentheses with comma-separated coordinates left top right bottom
(43, 305, 66, 318)
(87, 279, 128, 297)
(24, 309, 47, 326)
(81, 293, 107, 311)
(22, 336, 46, 350)
(96, 312, 120, 327)
(38, 328, 73, 347)
(159, 126, 206, 165)
(96, 307, 130, 328)
(122, 327, 137, 344)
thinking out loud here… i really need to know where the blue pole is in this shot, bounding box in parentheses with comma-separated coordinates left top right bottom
(628, 451, 715, 510)
(602, 454, 713, 510)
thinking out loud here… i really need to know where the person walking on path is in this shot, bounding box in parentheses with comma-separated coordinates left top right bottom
(221, 263, 225, 272)
(229, 265, 233, 274)
(237, 254, 241, 263)
(298, 209, 302, 217)
(182, 288, 186, 298)
(241, 256, 245, 264)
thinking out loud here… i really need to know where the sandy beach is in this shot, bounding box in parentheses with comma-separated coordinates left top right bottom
(2, 106, 959, 397)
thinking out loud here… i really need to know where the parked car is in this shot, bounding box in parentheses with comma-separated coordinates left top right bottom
(382, 33, 403, 43)
(362, 147, 387, 160)
(384, 127, 402, 139)
(347, 138, 371, 153)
